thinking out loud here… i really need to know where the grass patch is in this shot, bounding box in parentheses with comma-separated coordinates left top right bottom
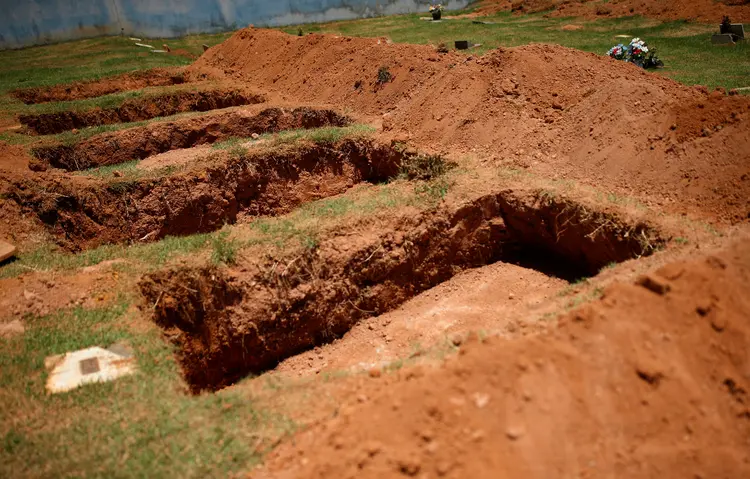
(0, 300, 293, 477)
(211, 124, 376, 153)
(0, 234, 214, 279)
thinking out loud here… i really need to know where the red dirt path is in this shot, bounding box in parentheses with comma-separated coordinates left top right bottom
(254, 237, 750, 478)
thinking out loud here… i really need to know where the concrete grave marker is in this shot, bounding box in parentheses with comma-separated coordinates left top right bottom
(45, 343, 136, 394)
(712, 34, 736, 45)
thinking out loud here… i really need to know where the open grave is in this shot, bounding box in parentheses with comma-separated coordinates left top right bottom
(7, 136, 449, 250)
(30, 106, 349, 170)
(18, 87, 266, 135)
(10, 68, 197, 104)
(139, 190, 663, 393)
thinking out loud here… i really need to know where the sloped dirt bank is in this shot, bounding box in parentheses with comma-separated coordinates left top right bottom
(8, 139, 414, 251)
(18, 88, 266, 135)
(31, 107, 349, 170)
(190, 29, 750, 223)
(10, 68, 196, 104)
(254, 237, 750, 479)
(139, 191, 663, 393)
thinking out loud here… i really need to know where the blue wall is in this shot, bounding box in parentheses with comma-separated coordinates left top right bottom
(0, 0, 471, 49)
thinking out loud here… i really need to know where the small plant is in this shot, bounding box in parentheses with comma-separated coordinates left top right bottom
(607, 38, 663, 69)
(297, 27, 303, 37)
(211, 231, 239, 265)
(376, 66, 392, 85)
(436, 42, 449, 54)
(398, 153, 451, 180)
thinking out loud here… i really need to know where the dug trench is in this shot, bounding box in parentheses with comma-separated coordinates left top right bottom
(30, 106, 349, 171)
(7, 138, 420, 251)
(19, 88, 267, 135)
(10, 68, 194, 104)
(138, 191, 664, 393)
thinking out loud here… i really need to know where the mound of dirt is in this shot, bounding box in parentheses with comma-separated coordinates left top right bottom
(189, 29, 750, 223)
(10, 68, 202, 104)
(254, 238, 750, 478)
(477, 0, 750, 22)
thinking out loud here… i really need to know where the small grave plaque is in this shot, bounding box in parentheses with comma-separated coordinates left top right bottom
(79, 357, 101, 375)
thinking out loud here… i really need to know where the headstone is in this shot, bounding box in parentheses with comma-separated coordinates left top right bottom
(0, 240, 17, 262)
(729, 24, 745, 40)
(712, 34, 736, 45)
(455, 40, 470, 50)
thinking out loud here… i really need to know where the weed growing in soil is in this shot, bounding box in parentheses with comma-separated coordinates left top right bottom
(211, 231, 239, 265)
(377, 66, 393, 85)
(398, 153, 452, 180)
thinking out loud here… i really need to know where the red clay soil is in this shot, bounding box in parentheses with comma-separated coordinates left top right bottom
(9, 68, 199, 104)
(0, 142, 49, 247)
(18, 88, 266, 135)
(254, 237, 750, 479)
(189, 29, 750, 224)
(479, 0, 750, 22)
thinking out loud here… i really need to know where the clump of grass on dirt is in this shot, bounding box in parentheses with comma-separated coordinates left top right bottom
(0, 300, 294, 477)
(398, 153, 452, 180)
(211, 230, 240, 265)
(74, 158, 184, 183)
(0, 234, 215, 279)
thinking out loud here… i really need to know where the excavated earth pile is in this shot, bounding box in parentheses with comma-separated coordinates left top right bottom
(18, 88, 266, 135)
(190, 29, 750, 222)
(139, 191, 662, 393)
(31, 107, 349, 170)
(10, 68, 198, 104)
(7, 138, 412, 250)
(254, 238, 750, 478)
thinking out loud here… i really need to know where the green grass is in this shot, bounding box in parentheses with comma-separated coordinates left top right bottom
(283, 11, 750, 91)
(212, 124, 377, 151)
(0, 301, 293, 477)
(0, 234, 215, 279)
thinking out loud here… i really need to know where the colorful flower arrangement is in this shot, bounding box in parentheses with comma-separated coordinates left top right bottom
(607, 38, 663, 69)
(429, 4, 444, 13)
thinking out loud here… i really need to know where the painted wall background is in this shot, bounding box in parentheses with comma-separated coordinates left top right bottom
(0, 0, 470, 49)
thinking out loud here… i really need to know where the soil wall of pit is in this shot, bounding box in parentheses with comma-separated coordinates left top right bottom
(139, 190, 662, 393)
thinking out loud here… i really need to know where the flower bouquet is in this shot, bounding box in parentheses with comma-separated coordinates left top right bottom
(607, 38, 663, 69)
(429, 4, 443, 20)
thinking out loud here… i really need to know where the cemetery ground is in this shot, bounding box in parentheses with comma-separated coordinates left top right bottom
(1, 6, 750, 478)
